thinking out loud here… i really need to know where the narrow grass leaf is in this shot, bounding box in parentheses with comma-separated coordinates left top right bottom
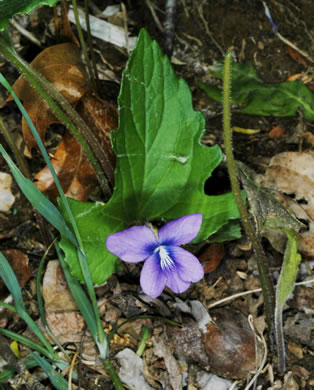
(0, 73, 103, 347)
(0, 359, 38, 382)
(0, 73, 79, 246)
(0, 252, 55, 356)
(0, 328, 52, 359)
(29, 352, 70, 390)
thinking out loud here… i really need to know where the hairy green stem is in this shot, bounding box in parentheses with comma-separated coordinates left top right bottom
(222, 51, 275, 338)
(274, 305, 285, 372)
(72, 0, 97, 93)
(102, 359, 125, 390)
(0, 32, 113, 198)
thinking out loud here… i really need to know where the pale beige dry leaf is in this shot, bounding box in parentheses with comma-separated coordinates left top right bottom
(260, 152, 314, 257)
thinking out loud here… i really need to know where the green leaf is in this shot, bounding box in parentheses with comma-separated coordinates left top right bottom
(276, 232, 301, 308)
(60, 29, 240, 284)
(274, 231, 302, 372)
(200, 61, 314, 120)
(0, 0, 59, 30)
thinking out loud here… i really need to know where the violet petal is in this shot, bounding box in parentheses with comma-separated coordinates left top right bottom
(140, 253, 167, 298)
(165, 268, 191, 294)
(158, 214, 203, 246)
(106, 225, 157, 263)
(169, 246, 204, 283)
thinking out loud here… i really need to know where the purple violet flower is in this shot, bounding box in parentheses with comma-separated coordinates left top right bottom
(106, 214, 204, 298)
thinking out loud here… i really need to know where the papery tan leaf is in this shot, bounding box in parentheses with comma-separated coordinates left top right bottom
(261, 152, 314, 256)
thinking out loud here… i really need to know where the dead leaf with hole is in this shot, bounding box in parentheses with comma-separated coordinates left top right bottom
(260, 152, 314, 257)
(3, 40, 118, 202)
(34, 92, 117, 201)
(4, 42, 88, 152)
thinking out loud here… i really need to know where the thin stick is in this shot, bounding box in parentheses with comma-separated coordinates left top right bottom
(84, 0, 99, 87)
(72, 0, 97, 92)
(164, 0, 176, 57)
(208, 278, 314, 309)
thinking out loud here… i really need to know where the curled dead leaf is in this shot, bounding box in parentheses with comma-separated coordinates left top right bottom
(3, 42, 89, 152)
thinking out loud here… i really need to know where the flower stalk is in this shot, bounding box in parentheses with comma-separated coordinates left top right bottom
(222, 51, 275, 339)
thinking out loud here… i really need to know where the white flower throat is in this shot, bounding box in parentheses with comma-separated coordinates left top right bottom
(155, 246, 174, 270)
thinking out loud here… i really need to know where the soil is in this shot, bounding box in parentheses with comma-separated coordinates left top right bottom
(0, 1, 313, 389)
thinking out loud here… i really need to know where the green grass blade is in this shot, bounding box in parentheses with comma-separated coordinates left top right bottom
(29, 352, 70, 390)
(0, 73, 83, 248)
(0, 252, 56, 356)
(0, 358, 38, 382)
(0, 73, 105, 351)
(0, 328, 52, 358)
(0, 301, 16, 312)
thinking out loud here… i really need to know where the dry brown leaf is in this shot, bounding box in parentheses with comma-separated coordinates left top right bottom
(0, 250, 32, 296)
(268, 125, 285, 138)
(2, 34, 118, 202)
(199, 242, 224, 273)
(54, 0, 80, 47)
(205, 308, 262, 379)
(4, 42, 88, 151)
(34, 92, 118, 202)
(260, 152, 314, 257)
